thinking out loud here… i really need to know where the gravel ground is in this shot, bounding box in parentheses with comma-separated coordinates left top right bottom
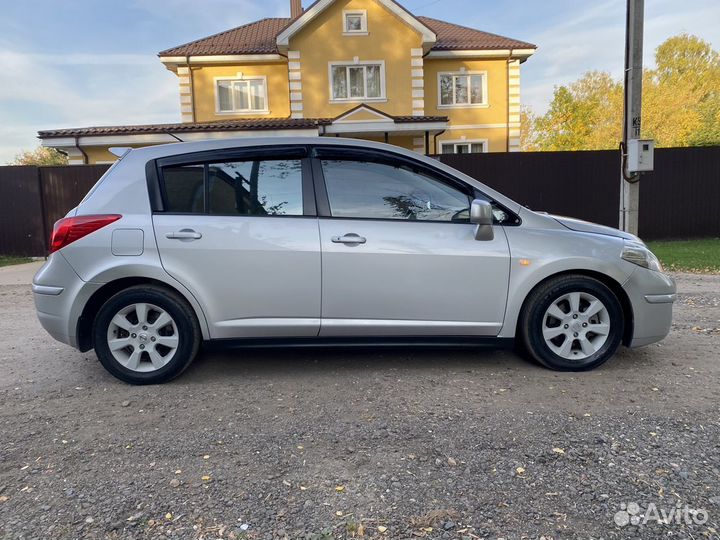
(0, 263, 718, 540)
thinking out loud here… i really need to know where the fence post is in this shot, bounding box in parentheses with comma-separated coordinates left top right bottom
(37, 167, 49, 256)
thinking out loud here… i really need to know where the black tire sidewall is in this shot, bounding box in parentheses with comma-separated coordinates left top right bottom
(523, 277, 624, 371)
(93, 287, 199, 384)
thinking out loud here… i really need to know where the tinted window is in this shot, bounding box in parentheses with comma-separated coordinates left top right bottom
(161, 159, 303, 215)
(208, 159, 303, 216)
(162, 165, 204, 213)
(321, 159, 471, 221)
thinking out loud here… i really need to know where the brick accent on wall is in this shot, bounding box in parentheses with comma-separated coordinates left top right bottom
(507, 59, 521, 152)
(410, 48, 425, 117)
(287, 51, 304, 119)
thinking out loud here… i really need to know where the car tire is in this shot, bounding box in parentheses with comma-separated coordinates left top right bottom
(92, 285, 201, 384)
(519, 274, 624, 371)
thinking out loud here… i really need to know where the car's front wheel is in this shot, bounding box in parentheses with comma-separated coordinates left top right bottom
(519, 275, 624, 371)
(93, 285, 201, 384)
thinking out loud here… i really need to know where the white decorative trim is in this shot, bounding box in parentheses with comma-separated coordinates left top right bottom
(342, 9, 367, 34)
(410, 48, 424, 57)
(290, 92, 303, 101)
(291, 112, 305, 119)
(160, 54, 285, 66)
(43, 130, 322, 148)
(289, 71, 301, 81)
(425, 49, 535, 59)
(439, 138, 489, 154)
(214, 74, 270, 115)
(328, 60, 386, 102)
(323, 120, 447, 134)
(412, 89, 424, 98)
(411, 68, 424, 78)
(287, 51, 304, 118)
(288, 61, 301, 70)
(277, 0, 436, 49)
(287, 50, 301, 60)
(437, 70, 488, 109)
(176, 66, 189, 75)
(411, 58, 423, 67)
(411, 79, 424, 88)
(289, 81, 302, 91)
(446, 123, 508, 130)
(290, 102, 304, 112)
(334, 105, 393, 123)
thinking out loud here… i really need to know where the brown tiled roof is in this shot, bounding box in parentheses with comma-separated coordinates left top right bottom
(38, 115, 449, 139)
(158, 18, 293, 56)
(158, 13, 535, 57)
(417, 16, 536, 51)
(38, 118, 325, 138)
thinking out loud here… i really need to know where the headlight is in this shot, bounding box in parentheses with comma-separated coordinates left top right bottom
(622, 241, 663, 272)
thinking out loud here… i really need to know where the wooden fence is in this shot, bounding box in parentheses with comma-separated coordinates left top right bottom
(0, 146, 718, 256)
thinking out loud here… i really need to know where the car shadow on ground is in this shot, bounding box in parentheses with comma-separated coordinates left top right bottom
(176, 342, 656, 385)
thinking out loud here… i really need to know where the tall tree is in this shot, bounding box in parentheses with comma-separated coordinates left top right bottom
(10, 146, 68, 166)
(524, 34, 719, 151)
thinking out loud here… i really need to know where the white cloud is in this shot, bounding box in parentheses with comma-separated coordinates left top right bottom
(0, 51, 178, 163)
(520, 0, 719, 114)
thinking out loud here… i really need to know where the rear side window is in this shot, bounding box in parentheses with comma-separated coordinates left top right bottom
(208, 159, 303, 216)
(159, 158, 303, 216)
(162, 165, 205, 213)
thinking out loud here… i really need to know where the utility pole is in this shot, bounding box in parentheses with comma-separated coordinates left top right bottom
(619, 0, 645, 235)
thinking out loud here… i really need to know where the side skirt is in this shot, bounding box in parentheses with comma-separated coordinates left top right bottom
(203, 336, 515, 351)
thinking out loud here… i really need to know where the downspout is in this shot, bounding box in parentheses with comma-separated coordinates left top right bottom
(432, 129, 446, 156)
(74, 136, 89, 165)
(186, 55, 196, 123)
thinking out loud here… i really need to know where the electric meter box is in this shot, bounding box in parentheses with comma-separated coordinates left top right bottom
(627, 139, 654, 172)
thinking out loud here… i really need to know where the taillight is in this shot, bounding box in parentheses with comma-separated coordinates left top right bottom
(49, 214, 122, 253)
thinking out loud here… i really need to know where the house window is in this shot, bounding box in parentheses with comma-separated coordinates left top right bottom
(438, 72, 488, 107)
(440, 141, 487, 154)
(343, 10, 367, 34)
(216, 77, 268, 113)
(330, 62, 385, 101)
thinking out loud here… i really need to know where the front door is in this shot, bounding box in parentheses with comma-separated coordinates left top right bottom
(313, 149, 511, 337)
(152, 147, 321, 338)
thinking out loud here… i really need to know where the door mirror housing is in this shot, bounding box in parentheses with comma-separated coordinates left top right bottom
(470, 199, 494, 241)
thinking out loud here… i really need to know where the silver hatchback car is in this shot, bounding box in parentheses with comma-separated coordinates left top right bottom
(33, 137, 675, 384)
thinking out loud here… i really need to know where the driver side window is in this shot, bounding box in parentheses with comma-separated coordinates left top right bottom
(320, 159, 471, 222)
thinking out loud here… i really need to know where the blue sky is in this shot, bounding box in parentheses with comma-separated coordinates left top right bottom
(0, 0, 717, 163)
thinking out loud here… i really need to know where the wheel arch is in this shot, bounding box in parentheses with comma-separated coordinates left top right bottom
(515, 269, 634, 347)
(76, 277, 209, 352)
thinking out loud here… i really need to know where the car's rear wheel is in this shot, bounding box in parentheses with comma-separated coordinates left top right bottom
(519, 275, 624, 371)
(93, 285, 200, 384)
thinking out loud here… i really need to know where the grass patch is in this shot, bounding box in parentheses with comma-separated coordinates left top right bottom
(647, 238, 720, 273)
(0, 255, 33, 267)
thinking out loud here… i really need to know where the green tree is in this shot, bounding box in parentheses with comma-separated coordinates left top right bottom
(523, 34, 720, 151)
(10, 146, 68, 166)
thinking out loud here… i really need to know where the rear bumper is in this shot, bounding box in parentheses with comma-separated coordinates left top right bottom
(623, 268, 676, 348)
(33, 253, 100, 349)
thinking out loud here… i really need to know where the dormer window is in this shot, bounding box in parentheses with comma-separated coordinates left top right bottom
(343, 10, 367, 35)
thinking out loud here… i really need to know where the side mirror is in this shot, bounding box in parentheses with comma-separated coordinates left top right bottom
(470, 199, 494, 241)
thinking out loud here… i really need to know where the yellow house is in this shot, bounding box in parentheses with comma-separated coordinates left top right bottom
(39, 0, 535, 164)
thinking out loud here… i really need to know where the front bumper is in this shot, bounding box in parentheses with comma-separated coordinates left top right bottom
(623, 268, 676, 348)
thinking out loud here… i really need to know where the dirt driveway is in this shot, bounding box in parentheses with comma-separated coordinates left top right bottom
(0, 262, 718, 540)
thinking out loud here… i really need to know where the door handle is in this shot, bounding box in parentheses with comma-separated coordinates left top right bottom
(166, 229, 202, 240)
(331, 233, 366, 245)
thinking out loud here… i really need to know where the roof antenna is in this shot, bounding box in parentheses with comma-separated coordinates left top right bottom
(165, 132, 184, 142)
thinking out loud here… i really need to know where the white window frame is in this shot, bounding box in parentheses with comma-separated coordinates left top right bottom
(437, 71, 488, 109)
(328, 60, 386, 103)
(439, 139, 489, 154)
(214, 75, 270, 115)
(342, 10, 368, 35)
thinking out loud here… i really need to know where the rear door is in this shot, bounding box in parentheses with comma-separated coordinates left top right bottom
(312, 147, 511, 337)
(151, 146, 321, 338)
